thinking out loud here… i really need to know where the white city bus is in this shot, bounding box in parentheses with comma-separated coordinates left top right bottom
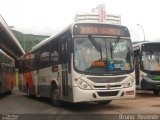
(133, 42, 160, 95)
(19, 22, 135, 106)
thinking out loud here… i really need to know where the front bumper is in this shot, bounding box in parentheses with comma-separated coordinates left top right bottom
(141, 78, 160, 91)
(72, 86, 135, 103)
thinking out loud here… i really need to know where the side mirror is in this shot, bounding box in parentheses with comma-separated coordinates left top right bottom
(139, 52, 142, 60)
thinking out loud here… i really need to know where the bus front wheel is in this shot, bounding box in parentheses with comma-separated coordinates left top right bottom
(50, 89, 62, 106)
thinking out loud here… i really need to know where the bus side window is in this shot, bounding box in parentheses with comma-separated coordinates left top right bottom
(40, 44, 50, 67)
(50, 40, 59, 65)
(34, 52, 40, 69)
(50, 50, 58, 65)
(21, 61, 26, 72)
(24, 60, 30, 71)
(41, 51, 50, 66)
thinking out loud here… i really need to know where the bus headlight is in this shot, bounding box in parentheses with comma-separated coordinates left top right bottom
(74, 78, 92, 90)
(122, 79, 134, 88)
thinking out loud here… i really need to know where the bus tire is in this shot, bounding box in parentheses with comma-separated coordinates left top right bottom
(153, 90, 159, 95)
(96, 100, 112, 105)
(50, 89, 62, 106)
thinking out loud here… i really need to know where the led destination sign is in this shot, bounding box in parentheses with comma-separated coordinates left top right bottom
(73, 23, 130, 37)
(80, 27, 122, 36)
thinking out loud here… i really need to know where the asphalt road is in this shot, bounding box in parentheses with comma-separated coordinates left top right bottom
(0, 87, 160, 120)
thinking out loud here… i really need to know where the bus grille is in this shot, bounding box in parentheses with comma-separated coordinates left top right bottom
(97, 91, 119, 97)
(88, 76, 127, 83)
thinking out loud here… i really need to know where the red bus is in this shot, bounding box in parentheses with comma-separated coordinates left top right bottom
(0, 49, 15, 94)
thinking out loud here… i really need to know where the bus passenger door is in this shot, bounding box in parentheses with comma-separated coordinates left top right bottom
(59, 40, 71, 100)
(135, 56, 140, 85)
(34, 53, 40, 96)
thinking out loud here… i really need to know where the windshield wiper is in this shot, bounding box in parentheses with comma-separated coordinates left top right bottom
(112, 36, 120, 51)
(88, 35, 102, 59)
(88, 35, 101, 51)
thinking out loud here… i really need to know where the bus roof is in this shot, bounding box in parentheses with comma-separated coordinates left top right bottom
(30, 24, 71, 52)
(132, 41, 149, 48)
(133, 41, 160, 51)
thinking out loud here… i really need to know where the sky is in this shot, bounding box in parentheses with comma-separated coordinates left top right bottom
(0, 0, 160, 42)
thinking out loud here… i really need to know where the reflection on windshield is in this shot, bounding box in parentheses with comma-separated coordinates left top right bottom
(74, 37, 134, 75)
(141, 51, 160, 71)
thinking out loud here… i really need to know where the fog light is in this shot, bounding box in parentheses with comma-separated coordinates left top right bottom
(74, 78, 78, 81)
(93, 93, 96, 98)
(127, 83, 131, 87)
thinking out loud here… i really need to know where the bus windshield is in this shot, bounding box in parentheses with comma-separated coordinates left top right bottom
(141, 51, 160, 71)
(74, 37, 134, 75)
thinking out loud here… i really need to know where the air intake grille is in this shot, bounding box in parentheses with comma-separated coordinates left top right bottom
(97, 91, 119, 97)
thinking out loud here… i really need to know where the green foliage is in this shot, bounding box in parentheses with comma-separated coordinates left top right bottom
(12, 30, 49, 52)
